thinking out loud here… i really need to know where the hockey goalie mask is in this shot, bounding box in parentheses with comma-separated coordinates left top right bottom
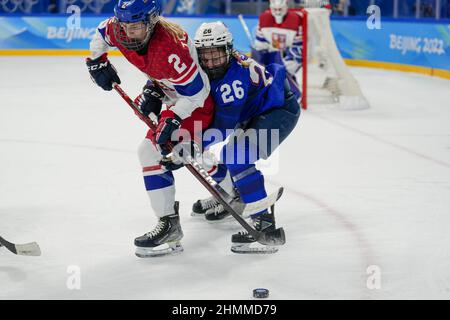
(194, 21, 233, 80)
(270, 0, 289, 24)
(112, 0, 162, 51)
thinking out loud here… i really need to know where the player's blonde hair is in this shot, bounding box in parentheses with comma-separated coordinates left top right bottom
(158, 17, 186, 41)
(231, 50, 252, 68)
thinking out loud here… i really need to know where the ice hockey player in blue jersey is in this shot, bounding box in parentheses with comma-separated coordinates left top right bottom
(193, 21, 301, 253)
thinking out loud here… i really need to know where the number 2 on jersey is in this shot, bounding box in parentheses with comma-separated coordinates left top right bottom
(168, 54, 187, 74)
(221, 80, 244, 104)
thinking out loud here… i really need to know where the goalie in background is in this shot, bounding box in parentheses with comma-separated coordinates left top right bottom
(193, 21, 301, 254)
(252, 0, 304, 100)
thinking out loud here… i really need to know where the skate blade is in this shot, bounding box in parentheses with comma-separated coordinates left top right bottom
(205, 214, 234, 224)
(135, 241, 183, 258)
(231, 242, 279, 254)
(191, 211, 205, 218)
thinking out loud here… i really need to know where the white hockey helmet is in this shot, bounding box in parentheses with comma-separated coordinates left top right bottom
(270, 0, 289, 24)
(194, 21, 233, 80)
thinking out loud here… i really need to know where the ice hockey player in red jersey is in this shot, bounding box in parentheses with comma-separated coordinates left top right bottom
(86, 0, 214, 257)
(253, 0, 304, 99)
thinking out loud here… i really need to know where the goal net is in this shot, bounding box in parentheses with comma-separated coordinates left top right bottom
(297, 7, 370, 110)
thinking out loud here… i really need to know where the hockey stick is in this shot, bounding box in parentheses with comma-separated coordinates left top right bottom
(238, 14, 255, 50)
(114, 83, 283, 216)
(0, 236, 41, 256)
(112, 83, 283, 215)
(112, 83, 285, 246)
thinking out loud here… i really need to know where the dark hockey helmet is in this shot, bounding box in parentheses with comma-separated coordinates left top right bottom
(112, 0, 162, 51)
(194, 21, 233, 80)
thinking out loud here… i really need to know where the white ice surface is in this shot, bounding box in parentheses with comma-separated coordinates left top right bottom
(0, 56, 449, 300)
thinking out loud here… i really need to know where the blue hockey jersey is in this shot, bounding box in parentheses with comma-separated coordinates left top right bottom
(209, 55, 287, 136)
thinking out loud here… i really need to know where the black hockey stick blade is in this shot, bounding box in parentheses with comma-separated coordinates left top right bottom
(0, 236, 41, 256)
(258, 227, 286, 246)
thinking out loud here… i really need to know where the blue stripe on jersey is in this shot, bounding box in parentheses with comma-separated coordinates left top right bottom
(144, 172, 174, 191)
(256, 35, 269, 42)
(174, 72, 204, 97)
(98, 27, 109, 44)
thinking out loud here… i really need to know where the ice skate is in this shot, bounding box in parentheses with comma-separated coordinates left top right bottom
(192, 193, 241, 223)
(191, 169, 237, 221)
(204, 202, 234, 223)
(135, 202, 184, 257)
(191, 196, 220, 217)
(231, 206, 283, 254)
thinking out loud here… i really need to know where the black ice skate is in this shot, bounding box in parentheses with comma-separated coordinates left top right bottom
(231, 206, 283, 254)
(204, 202, 233, 222)
(135, 201, 184, 257)
(191, 196, 220, 217)
(192, 195, 240, 223)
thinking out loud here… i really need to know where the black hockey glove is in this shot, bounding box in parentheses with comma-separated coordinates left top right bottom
(155, 110, 182, 155)
(159, 156, 184, 171)
(134, 82, 164, 117)
(86, 53, 121, 91)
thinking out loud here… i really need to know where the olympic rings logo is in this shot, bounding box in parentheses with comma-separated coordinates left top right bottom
(0, 0, 113, 14)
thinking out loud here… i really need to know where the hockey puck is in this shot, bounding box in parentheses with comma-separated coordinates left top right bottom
(253, 288, 269, 298)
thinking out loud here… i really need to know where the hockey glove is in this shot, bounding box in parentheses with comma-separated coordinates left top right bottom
(155, 110, 182, 155)
(86, 53, 121, 91)
(159, 156, 184, 171)
(134, 82, 164, 117)
(159, 141, 199, 171)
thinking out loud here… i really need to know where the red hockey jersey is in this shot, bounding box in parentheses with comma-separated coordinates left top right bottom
(90, 18, 211, 121)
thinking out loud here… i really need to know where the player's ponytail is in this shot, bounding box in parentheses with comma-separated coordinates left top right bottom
(231, 50, 252, 68)
(158, 17, 186, 41)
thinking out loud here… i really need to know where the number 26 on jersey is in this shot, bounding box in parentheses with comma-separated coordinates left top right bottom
(220, 80, 244, 104)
